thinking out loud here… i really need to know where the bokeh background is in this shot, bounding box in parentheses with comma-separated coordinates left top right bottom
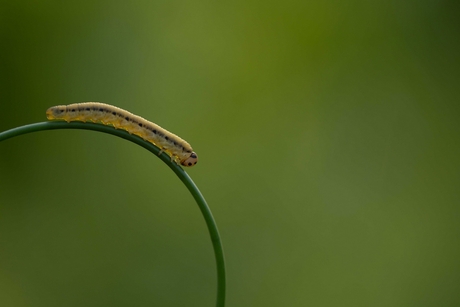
(1, 1, 459, 306)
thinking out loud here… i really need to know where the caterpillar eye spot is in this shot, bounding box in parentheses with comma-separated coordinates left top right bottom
(46, 102, 198, 168)
(181, 151, 198, 167)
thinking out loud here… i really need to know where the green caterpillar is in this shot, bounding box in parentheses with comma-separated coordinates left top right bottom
(47, 102, 198, 167)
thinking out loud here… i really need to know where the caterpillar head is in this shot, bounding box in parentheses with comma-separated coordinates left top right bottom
(46, 105, 66, 120)
(181, 152, 198, 167)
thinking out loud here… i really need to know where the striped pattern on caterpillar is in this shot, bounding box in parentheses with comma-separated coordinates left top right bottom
(46, 102, 198, 167)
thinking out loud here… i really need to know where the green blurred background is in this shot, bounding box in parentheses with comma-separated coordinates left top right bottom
(1, 1, 459, 306)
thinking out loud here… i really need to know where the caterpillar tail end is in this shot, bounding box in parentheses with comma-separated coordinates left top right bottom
(46, 105, 67, 121)
(46, 107, 55, 120)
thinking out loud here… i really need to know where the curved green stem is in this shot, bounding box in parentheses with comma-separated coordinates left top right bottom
(0, 121, 226, 307)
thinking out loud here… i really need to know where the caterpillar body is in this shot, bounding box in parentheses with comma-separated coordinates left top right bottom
(46, 102, 198, 167)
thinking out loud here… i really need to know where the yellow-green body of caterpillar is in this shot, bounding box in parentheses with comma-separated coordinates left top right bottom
(46, 102, 198, 167)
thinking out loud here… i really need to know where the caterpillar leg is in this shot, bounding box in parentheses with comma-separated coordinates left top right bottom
(169, 155, 180, 165)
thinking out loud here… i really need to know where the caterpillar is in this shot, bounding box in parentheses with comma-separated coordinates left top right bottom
(46, 102, 198, 167)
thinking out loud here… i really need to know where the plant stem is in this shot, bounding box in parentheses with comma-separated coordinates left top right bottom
(0, 121, 226, 307)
